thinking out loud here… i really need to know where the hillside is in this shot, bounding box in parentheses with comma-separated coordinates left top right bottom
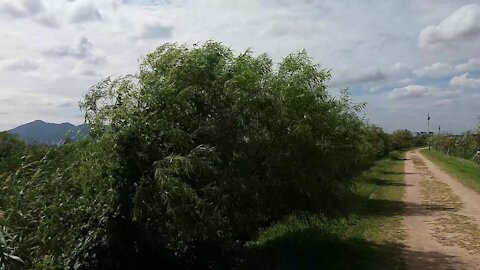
(8, 120, 89, 145)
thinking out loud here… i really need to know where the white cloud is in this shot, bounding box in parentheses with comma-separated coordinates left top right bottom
(389, 62, 411, 77)
(68, 1, 103, 23)
(137, 22, 174, 39)
(389, 84, 434, 100)
(455, 57, 480, 73)
(331, 69, 387, 87)
(36, 15, 58, 28)
(356, 63, 413, 93)
(414, 58, 480, 79)
(0, 57, 39, 72)
(414, 62, 453, 78)
(450, 73, 480, 88)
(332, 62, 412, 90)
(0, 0, 45, 18)
(44, 37, 106, 64)
(363, 83, 466, 133)
(419, 4, 480, 49)
(398, 77, 415, 86)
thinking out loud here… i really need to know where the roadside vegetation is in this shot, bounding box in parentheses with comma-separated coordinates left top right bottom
(1, 42, 417, 269)
(430, 133, 480, 162)
(421, 149, 480, 194)
(390, 129, 427, 150)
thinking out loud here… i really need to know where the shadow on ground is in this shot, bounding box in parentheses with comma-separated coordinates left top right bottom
(244, 232, 404, 269)
(244, 228, 463, 270)
(403, 248, 465, 270)
(343, 192, 455, 218)
(373, 177, 414, 186)
(379, 170, 417, 176)
(244, 227, 464, 270)
(389, 154, 410, 161)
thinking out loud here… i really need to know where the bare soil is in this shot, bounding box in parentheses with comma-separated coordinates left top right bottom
(403, 149, 480, 269)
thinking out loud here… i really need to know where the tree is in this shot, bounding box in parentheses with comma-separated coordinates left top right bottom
(363, 125, 390, 159)
(79, 41, 373, 268)
(390, 129, 414, 150)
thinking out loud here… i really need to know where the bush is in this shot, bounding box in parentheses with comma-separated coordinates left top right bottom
(390, 129, 415, 150)
(79, 41, 376, 268)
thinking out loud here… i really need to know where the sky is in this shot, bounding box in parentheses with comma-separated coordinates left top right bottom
(0, 0, 479, 133)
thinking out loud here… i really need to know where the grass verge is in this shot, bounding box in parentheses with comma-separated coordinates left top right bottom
(420, 149, 480, 194)
(244, 151, 406, 270)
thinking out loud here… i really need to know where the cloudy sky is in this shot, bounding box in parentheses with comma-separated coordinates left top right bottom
(0, 0, 479, 132)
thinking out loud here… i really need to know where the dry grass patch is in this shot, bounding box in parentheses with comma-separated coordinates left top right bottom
(432, 213, 480, 253)
(410, 155, 427, 169)
(419, 180, 463, 211)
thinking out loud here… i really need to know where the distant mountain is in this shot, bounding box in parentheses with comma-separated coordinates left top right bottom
(8, 120, 89, 145)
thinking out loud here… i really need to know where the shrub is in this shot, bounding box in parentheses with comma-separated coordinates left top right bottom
(390, 129, 414, 150)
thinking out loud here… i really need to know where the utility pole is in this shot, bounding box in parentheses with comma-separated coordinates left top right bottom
(428, 113, 431, 150)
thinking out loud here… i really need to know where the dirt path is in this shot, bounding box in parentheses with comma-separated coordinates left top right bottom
(403, 149, 480, 269)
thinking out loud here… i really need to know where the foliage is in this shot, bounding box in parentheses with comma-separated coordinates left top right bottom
(363, 125, 391, 159)
(0, 132, 26, 174)
(388, 129, 427, 150)
(0, 226, 24, 270)
(430, 133, 480, 162)
(390, 129, 414, 150)
(79, 41, 380, 268)
(0, 135, 118, 269)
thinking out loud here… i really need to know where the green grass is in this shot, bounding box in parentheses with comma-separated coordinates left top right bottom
(420, 149, 480, 194)
(244, 152, 406, 270)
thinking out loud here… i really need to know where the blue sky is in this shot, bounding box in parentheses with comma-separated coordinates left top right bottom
(0, 0, 479, 132)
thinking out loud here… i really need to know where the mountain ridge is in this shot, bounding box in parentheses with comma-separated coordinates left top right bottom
(8, 120, 89, 145)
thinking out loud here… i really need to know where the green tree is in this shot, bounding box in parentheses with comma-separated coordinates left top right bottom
(390, 129, 414, 150)
(80, 41, 373, 268)
(363, 125, 391, 159)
